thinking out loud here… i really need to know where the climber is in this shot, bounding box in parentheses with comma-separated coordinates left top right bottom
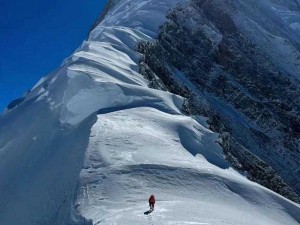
(149, 194, 155, 210)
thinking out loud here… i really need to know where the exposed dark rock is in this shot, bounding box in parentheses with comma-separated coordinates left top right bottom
(137, 0, 300, 202)
(7, 97, 25, 110)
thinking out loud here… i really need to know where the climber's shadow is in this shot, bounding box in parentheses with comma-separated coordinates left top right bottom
(144, 209, 153, 215)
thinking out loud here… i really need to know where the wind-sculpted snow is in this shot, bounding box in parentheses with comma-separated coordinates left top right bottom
(92, 0, 187, 38)
(139, 0, 300, 201)
(76, 108, 299, 225)
(0, 0, 299, 225)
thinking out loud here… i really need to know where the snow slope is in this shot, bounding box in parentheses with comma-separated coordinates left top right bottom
(230, 0, 300, 80)
(0, 0, 299, 225)
(76, 108, 299, 225)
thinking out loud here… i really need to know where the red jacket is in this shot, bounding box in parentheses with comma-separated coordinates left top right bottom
(149, 195, 155, 204)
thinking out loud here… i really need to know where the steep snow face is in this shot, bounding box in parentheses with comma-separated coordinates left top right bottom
(74, 0, 299, 224)
(76, 108, 299, 225)
(0, 0, 299, 225)
(230, 0, 300, 80)
(91, 0, 187, 38)
(138, 0, 300, 201)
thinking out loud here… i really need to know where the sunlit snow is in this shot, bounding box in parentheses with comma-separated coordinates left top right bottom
(0, 0, 299, 225)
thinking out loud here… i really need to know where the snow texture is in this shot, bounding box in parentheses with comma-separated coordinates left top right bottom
(230, 0, 300, 80)
(0, 0, 299, 225)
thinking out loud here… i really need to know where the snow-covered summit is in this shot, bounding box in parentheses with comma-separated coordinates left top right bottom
(0, 0, 299, 225)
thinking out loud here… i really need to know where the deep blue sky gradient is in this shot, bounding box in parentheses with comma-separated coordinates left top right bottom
(0, 0, 107, 111)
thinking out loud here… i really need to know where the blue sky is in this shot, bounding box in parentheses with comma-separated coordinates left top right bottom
(0, 0, 107, 111)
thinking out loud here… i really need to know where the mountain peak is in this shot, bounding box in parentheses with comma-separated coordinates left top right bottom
(0, 0, 299, 224)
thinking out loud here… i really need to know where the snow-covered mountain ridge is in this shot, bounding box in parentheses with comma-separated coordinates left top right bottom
(138, 0, 300, 202)
(0, 0, 299, 225)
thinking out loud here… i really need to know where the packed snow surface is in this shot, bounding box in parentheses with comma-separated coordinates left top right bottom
(0, 0, 299, 225)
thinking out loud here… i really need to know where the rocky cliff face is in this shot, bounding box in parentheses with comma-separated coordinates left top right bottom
(138, 0, 300, 202)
